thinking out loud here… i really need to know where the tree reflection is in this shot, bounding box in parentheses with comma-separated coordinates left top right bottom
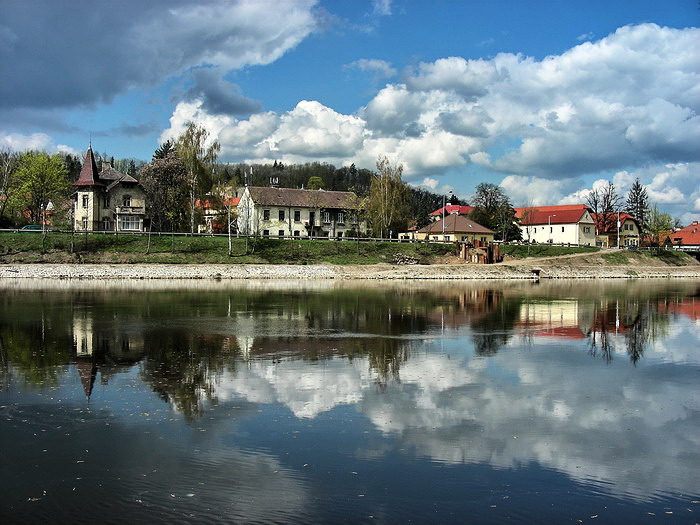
(1, 282, 697, 418)
(471, 292, 523, 356)
(587, 298, 670, 364)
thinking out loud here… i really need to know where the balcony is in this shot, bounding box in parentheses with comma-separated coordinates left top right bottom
(115, 206, 145, 215)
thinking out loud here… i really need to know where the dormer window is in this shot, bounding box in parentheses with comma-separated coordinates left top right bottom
(123, 195, 131, 207)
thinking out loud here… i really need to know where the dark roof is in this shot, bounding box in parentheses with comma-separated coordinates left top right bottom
(100, 166, 139, 191)
(418, 214, 494, 234)
(247, 186, 359, 209)
(74, 147, 103, 187)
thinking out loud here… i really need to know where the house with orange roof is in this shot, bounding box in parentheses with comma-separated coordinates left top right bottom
(668, 221, 700, 250)
(591, 212, 642, 247)
(195, 195, 241, 233)
(515, 204, 596, 246)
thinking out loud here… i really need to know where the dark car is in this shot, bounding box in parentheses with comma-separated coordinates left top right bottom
(20, 224, 43, 231)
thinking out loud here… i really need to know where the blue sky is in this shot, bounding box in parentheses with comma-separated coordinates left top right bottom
(1, 0, 699, 221)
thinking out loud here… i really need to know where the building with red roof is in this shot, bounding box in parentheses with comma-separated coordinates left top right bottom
(430, 204, 475, 221)
(669, 221, 700, 249)
(515, 204, 596, 245)
(590, 212, 641, 247)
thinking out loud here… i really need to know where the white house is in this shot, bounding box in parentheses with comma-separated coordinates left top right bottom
(515, 205, 596, 245)
(236, 186, 364, 238)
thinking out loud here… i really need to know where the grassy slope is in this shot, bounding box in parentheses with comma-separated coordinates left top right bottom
(0, 232, 454, 265)
(1, 232, 695, 267)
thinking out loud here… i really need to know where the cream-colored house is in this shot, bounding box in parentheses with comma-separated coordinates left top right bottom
(592, 212, 641, 247)
(74, 146, 146, 232)
(413, 215, 494, 243)
(237, 186, 364, 238)
(516, 205, 596, 245)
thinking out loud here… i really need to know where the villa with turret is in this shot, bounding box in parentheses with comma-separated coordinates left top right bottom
(73, 146, 146, 232)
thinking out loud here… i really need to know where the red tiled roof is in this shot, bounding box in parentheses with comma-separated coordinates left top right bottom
(74, 146, 104, 187)
(590, 212, 640, 233)
(196, 197, 240, 209)
(430, 204, 475, 216)
(669, 221, 700, 246)
(515, 205, 592, 225)
(417, 214, 494, 234)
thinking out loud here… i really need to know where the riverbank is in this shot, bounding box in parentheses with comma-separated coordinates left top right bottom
(2, 260, 699, 280)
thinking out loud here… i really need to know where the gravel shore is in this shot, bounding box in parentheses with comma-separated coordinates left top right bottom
(2, 263, 699, 280)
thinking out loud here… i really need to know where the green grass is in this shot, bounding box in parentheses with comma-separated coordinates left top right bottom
(501, 244, 600, 259)
(601, 251, 630, 264)
(0, 232, 454, 265)
(648, 249, 693, 266)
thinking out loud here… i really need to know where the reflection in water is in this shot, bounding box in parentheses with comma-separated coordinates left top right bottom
(1, 279, 699, 521)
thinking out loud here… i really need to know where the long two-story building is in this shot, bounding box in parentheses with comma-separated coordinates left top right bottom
(236, 186, 364, 238)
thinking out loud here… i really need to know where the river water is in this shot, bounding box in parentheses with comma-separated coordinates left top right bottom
(1, 279, 699, 524)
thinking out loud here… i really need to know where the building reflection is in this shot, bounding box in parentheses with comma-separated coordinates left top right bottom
(72, 309, 145, 398)
(1, 282, 698, 417)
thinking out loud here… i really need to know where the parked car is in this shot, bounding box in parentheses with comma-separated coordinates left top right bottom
(20, 224, 43, 232)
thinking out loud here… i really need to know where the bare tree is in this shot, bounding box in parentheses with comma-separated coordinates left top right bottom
(0, 147, 19, 224)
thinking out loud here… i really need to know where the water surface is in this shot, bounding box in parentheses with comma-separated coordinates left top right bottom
(1, 279, 699, 523)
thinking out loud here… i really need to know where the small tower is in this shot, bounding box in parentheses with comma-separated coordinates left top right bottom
(73, 146, 104, 231)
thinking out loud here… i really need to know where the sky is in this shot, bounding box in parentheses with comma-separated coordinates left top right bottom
(1, 0, 699, 222)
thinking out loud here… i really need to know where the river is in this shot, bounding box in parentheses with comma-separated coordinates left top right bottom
(1, 279, 698, 523)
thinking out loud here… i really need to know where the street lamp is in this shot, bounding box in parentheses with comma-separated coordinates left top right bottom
(548, 214, 556, 243)
(442, 190, 453, 236)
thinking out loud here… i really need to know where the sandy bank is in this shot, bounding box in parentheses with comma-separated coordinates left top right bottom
(1, 263, 699, 280)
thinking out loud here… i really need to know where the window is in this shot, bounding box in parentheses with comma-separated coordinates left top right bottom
(583, 226, 591, 233)
(119, 216, 140, 231)
(278, 230, 284, 237)
(81, 217, 88, 230)
(102, 217, 111, 231)
(534, 227, 537, 233)
(278, 210, 285, 221)
(82, 194, 89, 209)
(337, 232, 343, 238)
(294, 210, 301, 222)
(561, 227, 565, 232)
(263, 209, 270, 221)
(263, 229, 269, 237)
(323, 211, 330, 224)
(549, 227, 553, 233)
(481, 237, 487, 242)
(123, 195, 131, 207)
(309, 212, 315, 226)
(337, 212, 345, 225)
(293, 230, 300, 237)
(103, 196, 109, 208)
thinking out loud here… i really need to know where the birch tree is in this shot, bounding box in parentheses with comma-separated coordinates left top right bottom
(366, 156, 409, 238)
(176, 123, 220, 234)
